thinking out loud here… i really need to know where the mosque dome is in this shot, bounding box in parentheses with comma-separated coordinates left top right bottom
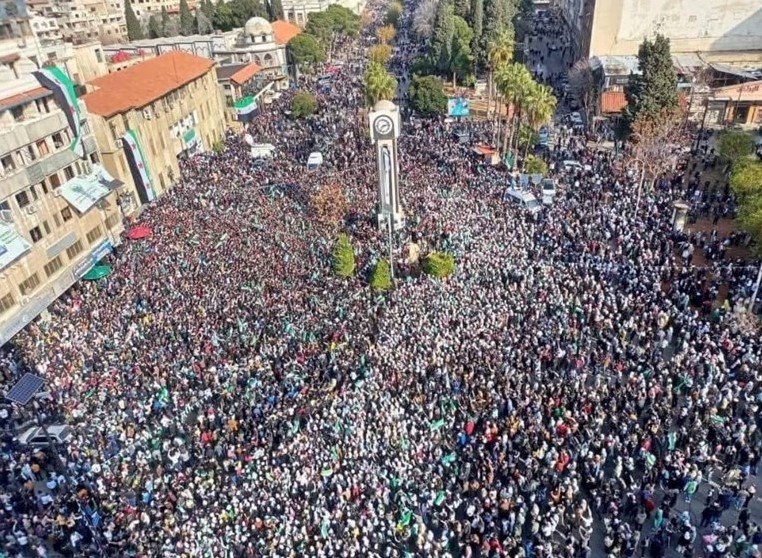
(244, 17, 273, 38)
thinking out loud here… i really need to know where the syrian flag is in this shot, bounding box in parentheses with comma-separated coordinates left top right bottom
(33, 66, 84, 158)
(122, 129, 157, 204)
(233, 96, 256, 121)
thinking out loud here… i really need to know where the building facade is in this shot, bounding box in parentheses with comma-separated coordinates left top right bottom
(82, 51, 225, 213)
(0, 62, 125, 347)
(559, 0, 762, 59)
(30, 0, 126, 45)
(282, 0, 365, 25)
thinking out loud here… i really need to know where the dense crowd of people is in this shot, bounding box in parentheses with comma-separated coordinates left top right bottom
(1, 1, 761, 557)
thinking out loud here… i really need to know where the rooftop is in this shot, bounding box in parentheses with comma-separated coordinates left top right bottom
(271, 20, 301, 45)
(82, 51, 215, 117)
(594, 55, 641, 76)
(229, 62, 261, 85)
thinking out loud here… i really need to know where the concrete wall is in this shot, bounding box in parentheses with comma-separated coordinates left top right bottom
(590, 0, 762, 56)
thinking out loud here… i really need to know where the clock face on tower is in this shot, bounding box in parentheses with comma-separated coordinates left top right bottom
(373, 115, 395, 139)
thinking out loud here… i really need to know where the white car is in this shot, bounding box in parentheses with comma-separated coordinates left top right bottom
(307, 151, 323, 171)
(568, 112, 584, 127)
(17, 425, 72, 447)
(504, 188, 543, 214)
(540, 179, 556, 205)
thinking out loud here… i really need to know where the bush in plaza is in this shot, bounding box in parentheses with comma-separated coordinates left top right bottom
(524, 154, 548, 176)
(291, 91, 317, 118)
(717, 130, 755, 166)
(332, 233, 355, 277)
(370, 259, 392, 291)
(423, 251, 455, 279)
(409, 75, 447, 116)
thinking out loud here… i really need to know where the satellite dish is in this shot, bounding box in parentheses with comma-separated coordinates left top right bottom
(244, 134, 254, 147)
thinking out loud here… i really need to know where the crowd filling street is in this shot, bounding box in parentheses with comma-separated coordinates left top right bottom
(2, 1, 762, 558)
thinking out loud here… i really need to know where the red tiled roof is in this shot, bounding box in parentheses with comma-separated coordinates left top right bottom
(0, 86, 50, 110)
(600, 91, 627, 114)
(272, 20, 302, 45)
(230, 63, 262, 85)
(83, 51, 215, 117)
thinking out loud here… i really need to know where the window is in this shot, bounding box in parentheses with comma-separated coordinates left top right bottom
(89, 152, 99, 164)
(53, 213, 60, 227)
(44, 256, 63, 277)
(15, 190, 30, 208)
(66, 239, 83, 259)
(30, 184, 39, 201)
(43, 220, 51, 234)
(61, 206, 73, 222)
(1, 154, 15, 174)
(49, 173, 61, 188)
(86, 225, 102, 245)
(0, 293, 14, 315)
(40, 181, 48, 194)
(11, 106, 24, 121)
(25, 145, 37, 162)
(52, 132, 64, 149)
(19, 273, 41, 296)
(0, 200, 10, 212)
(29, 226, 43, 243)
(36, 139, 50, 156)
(63, 166, 75, 180)
(105, 213, 120, 229)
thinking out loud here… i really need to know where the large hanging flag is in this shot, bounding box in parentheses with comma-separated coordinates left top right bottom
(33, 66, 84, 158)
(234, 96, 257, 120)
(122, 129, 157, 204)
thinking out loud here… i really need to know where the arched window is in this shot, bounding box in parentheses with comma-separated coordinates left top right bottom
(263, 53, 273, 67)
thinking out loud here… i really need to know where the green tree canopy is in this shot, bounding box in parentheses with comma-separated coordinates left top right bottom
(363, 61, 397, 106)
(423, 252, 456, 278)
(306, 5, 360, 45)
(229, 0, 267, 28)
(290, 90, 317, 118)
(370, 259, 392, 291)
(524, 154, 547, 175)
(730, 159, 762, 200)
(409, 74, 447, 115)
(717, 130, 755, 164)
(431, 0, 455, 73)
(161, 6, 172, 36)
(288, 33, 326, 66)
(385, 1, 403, 27)
(624, 34, 678, 125)
(332, 233, 356, 277)
(449, 15, 474, 84)
(125, 0, 144, 41)
(213, 0, 235, 30)
(148, 14, 162, 38)
(179, 0, 195, 35)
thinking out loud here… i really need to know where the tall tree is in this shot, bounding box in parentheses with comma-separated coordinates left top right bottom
(486, 29, 513, 133)
(202, 0, 215, 19)
(624, 34, 678, 126)
(125, 0, 144, 41)
(477, 0, 513, 69)
(288, 33, 325, 66)
(267, 0, 283, 21)
(213, 0, 235, 30)
(363, 61, 397, 106)
(449, 16, 473, 86)
(160, 6, 171, 36)
(521, 82, 556, 158)
(179, 0, 195, 35)
(196, 9, 213, 34)
(471, 0, 483, 64)
(412, 0, 438, 39)
(148, 14, 162, 38)
(431, 0, 455, 74)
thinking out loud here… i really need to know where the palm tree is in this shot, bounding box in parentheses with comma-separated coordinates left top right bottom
(495, 63, 532, 162)
(487, 31, 514, 144)
(363, 61, 398, 106)
(521, 83, 556, 160)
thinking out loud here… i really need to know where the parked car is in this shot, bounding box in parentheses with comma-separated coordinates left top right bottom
(540, 178, 556, 205)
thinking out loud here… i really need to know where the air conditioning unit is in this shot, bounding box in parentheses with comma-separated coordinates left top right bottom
(54, 141, 64, 148)
(26, 206, 37, 215)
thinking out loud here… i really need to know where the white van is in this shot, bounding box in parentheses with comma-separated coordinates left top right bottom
(540, 179, 556, 205)
(504, 188, 543, 214)
(307, 151, 323, 171)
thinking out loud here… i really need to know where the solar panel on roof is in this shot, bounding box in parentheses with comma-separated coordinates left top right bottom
(5, 373, 44, 405)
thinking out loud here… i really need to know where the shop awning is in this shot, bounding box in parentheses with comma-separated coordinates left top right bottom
(0, 222, 33, 271)
(82, 265, 112, 280)
(60, 164, 122, 213)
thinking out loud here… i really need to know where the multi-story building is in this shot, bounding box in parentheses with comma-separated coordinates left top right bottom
(31, 0, 126, 45)
(558, 0, 762, 60)
(81, 51, 226, 212)
(127, 0, 199, 19)
(29, 10, 62, 43)
(0, 50, 125, 346)
(281, 0, 365, 25)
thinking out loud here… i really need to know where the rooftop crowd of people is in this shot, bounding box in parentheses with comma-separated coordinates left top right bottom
(1, 1, 761, 557)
